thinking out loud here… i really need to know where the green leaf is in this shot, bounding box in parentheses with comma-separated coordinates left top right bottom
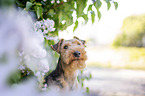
(66, 16, 73, 26)
(97, 9, 101, 20)
(91, 11, 95, 23)
(114, 2, 118, 10)
(30, 0, 35, 2)
(76, 0, 87, 18)
(77, 76, 80, 83)
(89, 73, 92, 79)
(86, 87, 89, 93)
(48, 9, 54, 16)
(8, 70, 21, 84)
(94, 0, 102, 9)
(82, 13, 88, 23)
(58, 11, 63, 23)
(87, 4, 92, 12)
(58, 11, 67, 23)
(26, 1, 33, 10)
(59, 13, 73, 31)
(73, 20, 78, 31)
(107, 2, 111, 10)
(36, 6, 43, 19)
(35, 2, 42, 6)
(81, 81, 84, 87)
(104, 0, 111, 3)
(64, 2, 75, 12)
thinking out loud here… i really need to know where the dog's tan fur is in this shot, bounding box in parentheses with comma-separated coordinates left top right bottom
(44, 36, 87, 90)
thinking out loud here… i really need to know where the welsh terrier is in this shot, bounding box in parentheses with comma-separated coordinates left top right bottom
(44, 36, 87, 90)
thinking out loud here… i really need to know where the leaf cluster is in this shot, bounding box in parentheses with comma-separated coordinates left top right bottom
(7, 68, 33, 85)
(113, 14, 145, 47)
(77, 70, 92, 93)
(15, 0, 118, 34)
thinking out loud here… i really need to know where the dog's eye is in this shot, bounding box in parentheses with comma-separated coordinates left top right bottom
(64, 46, 68, 49)
(77, 43, 80, 45)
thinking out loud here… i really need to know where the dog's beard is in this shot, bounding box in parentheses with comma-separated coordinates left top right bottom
(64, 59, 86, 72)
(71, 60, 86, 70)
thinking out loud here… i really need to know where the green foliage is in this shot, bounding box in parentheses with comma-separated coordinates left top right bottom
(8, 68, 34, 85)
(113, 14, 145, 47)
(76, 0, 87, 18)
(107, 2, 111, 10)
(91, 11, 95, 23)
(26, 1, 33, 11)
(94, 0, 102, 9)
(73, 20, 78, 31)
(86, 87, 89, 94)
(77, 70, 92, 93)
(0, 0, 15, 7)
(97, 9, 101, 20)
(114, 2, 118, 10)
(36, 6, 43, 19)
(15, 0, 118, 33)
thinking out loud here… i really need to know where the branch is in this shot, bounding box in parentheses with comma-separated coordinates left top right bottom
(45, 1, 64, 14)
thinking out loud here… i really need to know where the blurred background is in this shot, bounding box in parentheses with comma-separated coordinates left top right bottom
(60, 0, 145, 96)
(0, 0, 145, 96)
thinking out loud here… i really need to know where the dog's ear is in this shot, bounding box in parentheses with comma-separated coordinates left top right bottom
(51, 39, 64, 53)
(73, 36, 80, 40)
(73, 36, 86, 45)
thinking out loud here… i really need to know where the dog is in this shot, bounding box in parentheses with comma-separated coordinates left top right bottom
(44, 36, 87, 90)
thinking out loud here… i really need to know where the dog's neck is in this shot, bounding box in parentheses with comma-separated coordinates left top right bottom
(56, 57, 77, 84)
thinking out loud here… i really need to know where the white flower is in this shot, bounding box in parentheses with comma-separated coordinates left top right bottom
(35, 21, 42, 29)
(62, 20, 66, 24)
(18, 51, 24, 57)
(44, 83, 47, 87)
(22, 70, 25, 73)
(42, 73, 45, 76)
(40, 59, 49, 73)
(64, 0, 67, 2)
(44, 19, 54, 28)
(24, 55, 30, 61)
(51, 0, 55, 3)
(48, 27, 55, 32)
(35, 71, 41, 77)
(34, 30, 44, 43)
(27, 71, 30, 75)
(43, 30, 48, 34)
(41, 83, 48, 91)
(18, 65, 25, 70)
(44, 36, 58, 41)
(35, 71, 45, 83)
(19, 58, 22, 62)
(57, 0, 60, 3)
(49, 20, 55, 27)
(41, 25, 46, 30)
(37, 29, 42, 33)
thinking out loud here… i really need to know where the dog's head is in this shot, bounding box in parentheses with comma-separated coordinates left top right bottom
(51, 36, 87, 71)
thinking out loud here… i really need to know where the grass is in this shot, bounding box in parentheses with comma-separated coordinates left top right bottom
(87, 47, 145, 71)
(87, 62, 145, 71)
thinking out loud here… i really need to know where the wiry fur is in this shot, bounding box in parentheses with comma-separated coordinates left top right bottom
(44, 36, 87, 90)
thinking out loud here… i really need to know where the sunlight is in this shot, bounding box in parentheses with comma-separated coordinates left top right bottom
(59, 0, 145, 45)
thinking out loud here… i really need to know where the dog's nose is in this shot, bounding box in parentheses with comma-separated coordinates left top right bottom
(73, 51, 81, 57)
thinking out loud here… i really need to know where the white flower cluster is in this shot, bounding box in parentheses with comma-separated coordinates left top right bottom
(34, 19, 58, 41)
(0, 9, 55, 85)
(0, 8, 85, 96)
